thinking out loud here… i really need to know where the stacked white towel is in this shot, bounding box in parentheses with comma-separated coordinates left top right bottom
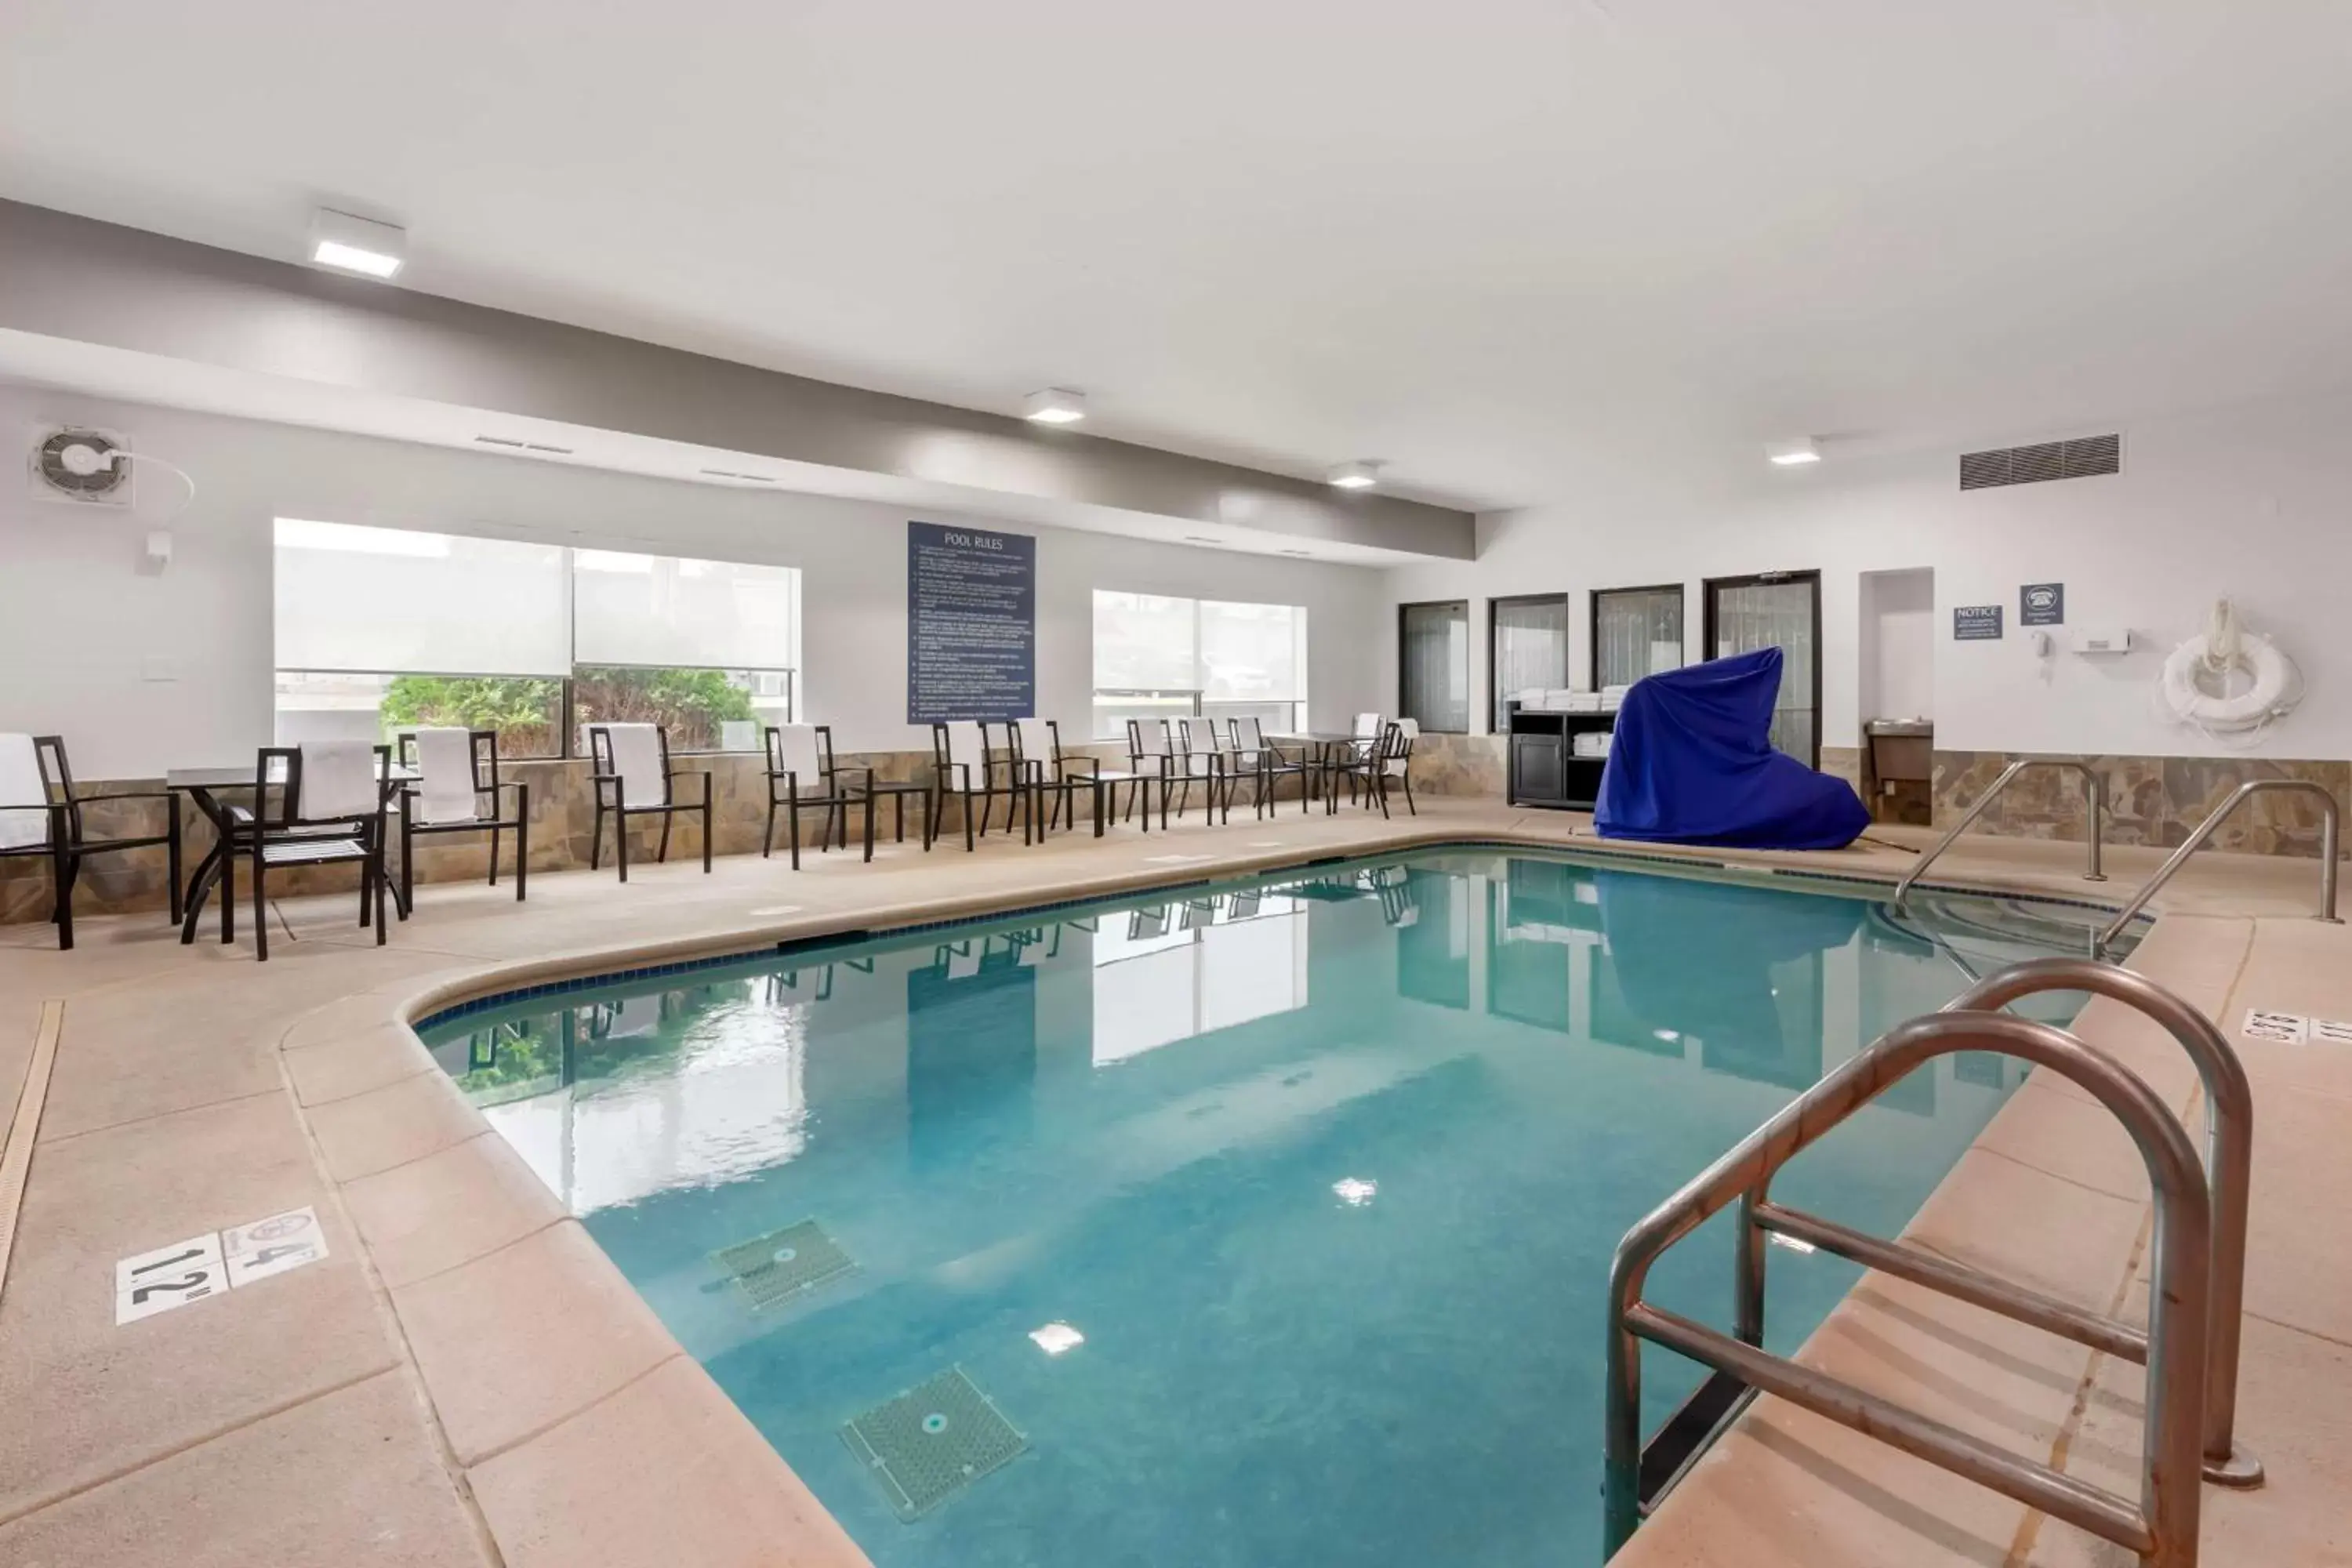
(412, 728, 482, 825)
(604, 724, 667, 809)
(0, 734, 51, 850)
(298, 740, 379, 821)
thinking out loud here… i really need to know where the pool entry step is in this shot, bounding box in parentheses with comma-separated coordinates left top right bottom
(1635, 1370, 1757, 1516)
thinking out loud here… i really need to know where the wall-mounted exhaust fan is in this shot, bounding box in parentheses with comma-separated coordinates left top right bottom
(31, 426, 135, 505)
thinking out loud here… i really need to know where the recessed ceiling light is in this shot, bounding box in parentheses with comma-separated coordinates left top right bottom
(1184, 534, 1221, 544)
(1766, 438, 1821, 466)
(1327, 460, 1381, 490)
(309, 207, 406, 279)
(1023, 387, 1087, 425)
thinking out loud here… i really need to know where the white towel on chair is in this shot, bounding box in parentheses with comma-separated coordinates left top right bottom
(605, 724, 666, 809)
(412, 728, 481, 825)
(0, 733, 50, 850)
(298, 740, 379, 821)
(772, 723, 823, 794)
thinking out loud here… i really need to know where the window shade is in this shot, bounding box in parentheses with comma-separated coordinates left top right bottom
(1092, 592, 1199, 691)
(1092, 591, 1305, 698)
(1595, 587, 1685, 689)
(1399, 601, 1469, 732)
(274, 518, 571, 676)
(573, 551, 798, 670)
(1198, 600, 1304, 702)
(1491, 597, 1570, 725)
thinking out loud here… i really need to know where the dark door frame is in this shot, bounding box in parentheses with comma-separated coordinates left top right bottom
(1701, 569, 1823, 769)
(1398, 599, 1472, 734)
(1588, 582, 1688, 691)
(1486, 591, 1572, 731)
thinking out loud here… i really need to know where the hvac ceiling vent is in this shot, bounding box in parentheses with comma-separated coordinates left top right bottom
(1958, 433, 2121, 491)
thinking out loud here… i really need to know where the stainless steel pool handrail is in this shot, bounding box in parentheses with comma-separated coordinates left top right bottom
(1895, 758, 2106, 909)
(1943, 959, 2260, 1486)
(1602, 1011, 2211, 1566)
(2096, 779, 2341, 953)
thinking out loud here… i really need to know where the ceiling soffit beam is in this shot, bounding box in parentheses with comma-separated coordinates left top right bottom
(0, 199, 1471, 560)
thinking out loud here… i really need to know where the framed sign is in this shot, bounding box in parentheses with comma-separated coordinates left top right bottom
(2020, 583, 2064, 626)
(906, 522, 1036, 723)
(1954, 604, 2004, 641)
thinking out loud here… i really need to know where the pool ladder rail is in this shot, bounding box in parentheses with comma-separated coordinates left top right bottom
(1893, 763, 2340, 956)
(1602, 958, 2263, 1568)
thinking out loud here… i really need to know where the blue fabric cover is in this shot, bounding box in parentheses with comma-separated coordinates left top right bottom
(1593, 648, 1869, 851)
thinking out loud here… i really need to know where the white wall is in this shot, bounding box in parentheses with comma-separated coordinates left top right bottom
(1385, 390, 2352, 759)
(0, 387, 1389, 778)
(1859, 568, 1935, 724)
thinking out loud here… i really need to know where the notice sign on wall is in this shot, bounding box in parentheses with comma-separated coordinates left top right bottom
(907, 521, 1036, 722)
(1953, 604, 2005, 641)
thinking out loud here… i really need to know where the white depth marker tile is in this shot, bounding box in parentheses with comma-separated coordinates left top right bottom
(114, 1232, 227, 1325)
(2241, 1009, 2308, 1044)
(221, 1205, 328, 1287)
(2310, 1017, 2352, 1046)
(1141, 854, 1211, 865)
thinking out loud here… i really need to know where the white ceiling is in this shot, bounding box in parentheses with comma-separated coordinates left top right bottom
(5, 1, 2351, 512)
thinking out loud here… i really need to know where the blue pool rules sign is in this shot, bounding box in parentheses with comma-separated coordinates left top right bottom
(906, 521, 1036, 723)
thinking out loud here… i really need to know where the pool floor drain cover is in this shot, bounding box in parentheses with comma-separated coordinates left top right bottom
(842, 1367, 1027, 1519)
(710, 1220, 854, 1310)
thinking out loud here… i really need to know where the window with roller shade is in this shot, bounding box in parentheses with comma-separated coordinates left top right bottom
(1398, 601, 1470, 734)
(271, 520, 799, 757)
(1592, 584, 1685, 691)
(1091, 591, 1307, 739)
(1488, 594, 1570, 728)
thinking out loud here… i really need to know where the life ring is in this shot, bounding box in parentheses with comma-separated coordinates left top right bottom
(2161, 633, 2290, 729)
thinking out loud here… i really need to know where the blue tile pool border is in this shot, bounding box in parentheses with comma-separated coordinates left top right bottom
(409, 837, 2147, 1035)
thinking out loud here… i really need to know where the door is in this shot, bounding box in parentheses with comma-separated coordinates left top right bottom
(1704, 571, 1821, 768)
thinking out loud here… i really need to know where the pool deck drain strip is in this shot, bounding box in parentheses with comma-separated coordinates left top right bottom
(0, 1000, 64, 1311)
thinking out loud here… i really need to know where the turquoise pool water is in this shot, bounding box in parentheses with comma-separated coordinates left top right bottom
(423, 848, 2119, 1568)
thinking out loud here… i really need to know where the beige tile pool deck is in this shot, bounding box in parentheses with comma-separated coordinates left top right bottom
(2, 798, 2347, 1566)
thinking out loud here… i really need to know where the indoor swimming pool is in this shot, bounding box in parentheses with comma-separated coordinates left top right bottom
(420, 848, 2129, 1568)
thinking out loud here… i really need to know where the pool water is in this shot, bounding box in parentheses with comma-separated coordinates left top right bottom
(423, 848, 2119, 1568)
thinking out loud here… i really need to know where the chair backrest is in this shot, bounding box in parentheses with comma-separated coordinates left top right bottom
(0, 732, 54, 851)
(1127, 717, 1172, 758)
(1014, 717, 1058, 770)
(590, 724, 670, 809)
(400, 727, 492, 825)
(1385, 718, 1417, 771)
(1231, 717, 1266, 752)
(768, 723, 831, 792)
(933, 720, 994, 773)
(259, 742, 386, 828)
(1178, 717, 1221, 756)
(1353, 711, 1385, 739)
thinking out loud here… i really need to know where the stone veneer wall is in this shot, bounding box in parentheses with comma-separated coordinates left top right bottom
(0, 742, 1309, 926)
(1930, 750, 2350, 859)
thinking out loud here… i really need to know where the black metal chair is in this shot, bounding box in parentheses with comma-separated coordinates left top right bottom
(1329, 720, 1410, 818)
(930, 722, 1020, 851)
(243, 743, 391, 962)
(1172, 717, 1230, 824)
(1010, 718, 1099, 837)
(0, 733, 181, 950)
(587, 724, 713, 881)
(764, 723, 872, 867)
(394, 728, 528, 914)
(1225, 717, 1312, 819)
(1123, 718, 1179, 829)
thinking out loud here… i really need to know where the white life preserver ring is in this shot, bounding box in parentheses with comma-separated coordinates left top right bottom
(2161, 633, 2290, 729)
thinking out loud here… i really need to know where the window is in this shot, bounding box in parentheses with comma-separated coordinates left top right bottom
(1091, 592, 1307, 739)
(1488, 594, 1570, 728)
(272, 520, 799, 757)
(1398, 601, 1469, 734)
(1592, 584, 1684, 691)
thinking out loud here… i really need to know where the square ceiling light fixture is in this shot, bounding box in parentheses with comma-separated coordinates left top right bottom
(1766, 437, 1821, 466)
(309, 207, 407, 279)
(1023, 387, 1087, 425)
(1327, 459, 1382, 490)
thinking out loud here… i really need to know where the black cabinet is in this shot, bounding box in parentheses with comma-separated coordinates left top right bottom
(1506, 709, 1616, 811)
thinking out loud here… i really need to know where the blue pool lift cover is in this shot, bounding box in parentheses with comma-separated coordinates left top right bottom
(1593, 648, 1869, 851)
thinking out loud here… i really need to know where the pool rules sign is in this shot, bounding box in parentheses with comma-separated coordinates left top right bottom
(906, 522, 1037, 723)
